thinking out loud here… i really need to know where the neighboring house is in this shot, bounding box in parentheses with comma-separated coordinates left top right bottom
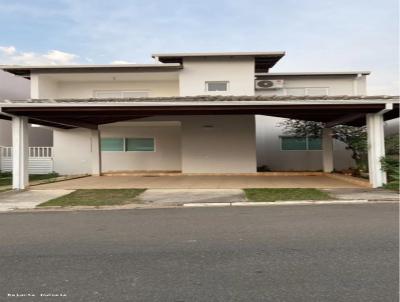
(0, 70, 53, 146)
(0, 70, 53, 173)
(0, 51, 398, 189)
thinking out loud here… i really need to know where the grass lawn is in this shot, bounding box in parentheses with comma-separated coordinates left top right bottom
(244, 188, 333, 202)
(383, 182, 399, 192)
(0, 172, 59, 186)
(38, 189, 146, 207)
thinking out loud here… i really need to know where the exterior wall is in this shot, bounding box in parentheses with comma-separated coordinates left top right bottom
(31, 73, 179, 99)
(53, 128, 92, 175)
(52, 115, 257, 174)
(180, 115, 256, 173)
(100, 122, 181, 172)
(31, 74, 58, 99)
(179, 57, 255, 96)
(255, 75, 367, 96)
(256, 115, 355, 171)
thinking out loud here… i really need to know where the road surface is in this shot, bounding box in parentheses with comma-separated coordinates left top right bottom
(0, 204, 398, 301)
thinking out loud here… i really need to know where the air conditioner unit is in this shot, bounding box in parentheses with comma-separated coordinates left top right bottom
(255, 79, 284, 90)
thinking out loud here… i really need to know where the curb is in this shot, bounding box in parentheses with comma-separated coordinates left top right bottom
(182, 200, 399, 207)
(0, 199, 397, 214)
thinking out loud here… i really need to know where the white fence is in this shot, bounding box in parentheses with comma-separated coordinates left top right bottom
(0, 146, 54, 174)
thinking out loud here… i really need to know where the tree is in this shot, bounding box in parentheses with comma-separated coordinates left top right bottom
(279, 119, 368, 169)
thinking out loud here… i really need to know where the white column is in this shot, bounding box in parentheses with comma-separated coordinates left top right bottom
(366, 113, 386, 188)
(12, 116, 29, 189)
(91, 128, 101, 176)
(322, 128, 334, 173)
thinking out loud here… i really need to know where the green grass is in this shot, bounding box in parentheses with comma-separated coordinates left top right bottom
(244, 188, 333, 202)
(38, 189, 146, 207)
(0, 172, 59, 186)
(383, 182, 400, 192)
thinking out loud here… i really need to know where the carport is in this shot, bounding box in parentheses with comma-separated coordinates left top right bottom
(0, 95, 398, 189)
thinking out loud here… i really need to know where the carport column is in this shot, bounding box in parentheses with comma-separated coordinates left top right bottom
(322, 128, 334, 173)
(12, 116, 29, 189)
(91, 128, 102, 176)
(366, 113, 386, 188)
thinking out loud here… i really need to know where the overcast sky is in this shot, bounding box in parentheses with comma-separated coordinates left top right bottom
(0, 0, 398, 94)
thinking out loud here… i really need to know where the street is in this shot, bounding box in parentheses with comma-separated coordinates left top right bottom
(0, 204, 398, 302)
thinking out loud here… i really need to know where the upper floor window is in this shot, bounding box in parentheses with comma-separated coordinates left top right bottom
(94, 90, 149, 99)
(205, 81, 229, 92)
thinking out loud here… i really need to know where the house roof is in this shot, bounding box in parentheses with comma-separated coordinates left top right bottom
(152, 51, 286, 73)
(1, 95, 397, 129)
(1, 95, 397, 105)
(0, 63, 182, 78)
(256, 71, 371, 76)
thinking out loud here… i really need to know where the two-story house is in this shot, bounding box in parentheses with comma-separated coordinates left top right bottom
(0, 51, 398, 189)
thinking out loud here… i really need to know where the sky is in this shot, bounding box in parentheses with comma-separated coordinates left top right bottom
(0, 0, 398, 94)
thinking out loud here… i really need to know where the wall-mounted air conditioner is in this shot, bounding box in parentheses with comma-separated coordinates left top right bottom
(255, 79, 284, 90)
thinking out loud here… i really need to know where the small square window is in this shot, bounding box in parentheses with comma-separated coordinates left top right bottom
(206, 81, 228, 92)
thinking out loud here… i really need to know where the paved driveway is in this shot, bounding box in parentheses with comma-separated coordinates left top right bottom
(33, 174, 362, 189)
(0, 204, 397, 301)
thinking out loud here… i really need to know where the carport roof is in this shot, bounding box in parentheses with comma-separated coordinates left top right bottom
(0, 95, 398, 129)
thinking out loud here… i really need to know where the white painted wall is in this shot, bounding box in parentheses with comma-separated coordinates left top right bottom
(256, 75, 367, 96)
(32, 72, 180, 99)
(31, 74, 59, 99)
(53, 128, 92, 175)
(100, 122, 181, 172)
(179, 57, 255, 96)
(180, 115, 256, 173)
(256, 115, 356, 171)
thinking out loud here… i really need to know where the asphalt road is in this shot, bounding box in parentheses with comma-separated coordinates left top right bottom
(0, 204, 398, 302)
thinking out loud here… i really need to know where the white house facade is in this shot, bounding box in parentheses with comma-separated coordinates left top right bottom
(0, 51, 398, 189)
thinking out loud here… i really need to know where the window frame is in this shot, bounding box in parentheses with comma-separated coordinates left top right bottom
(280, 136, 323, 151)
(205, 81, 229, 92)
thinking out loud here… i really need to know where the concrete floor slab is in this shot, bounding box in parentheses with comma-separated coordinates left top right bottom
(33, 175, 362, 190)
(0, 190, 73, 212)
(138, 189, 246, 205)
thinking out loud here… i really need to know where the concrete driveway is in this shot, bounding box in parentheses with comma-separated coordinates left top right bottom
(32, 174, 364, 190)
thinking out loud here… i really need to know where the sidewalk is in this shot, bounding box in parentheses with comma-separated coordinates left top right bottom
(323, 188, 399, 201)
(0, 189, 73, 212)
(0, 188, 397, 213)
